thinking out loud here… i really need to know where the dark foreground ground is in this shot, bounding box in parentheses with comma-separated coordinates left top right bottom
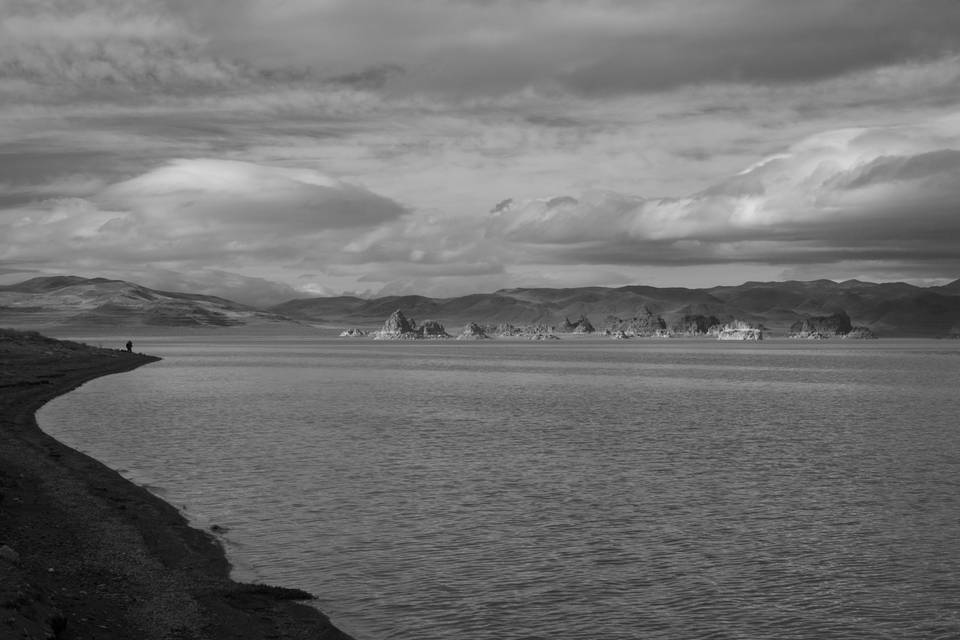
(0, 329, 354, 640)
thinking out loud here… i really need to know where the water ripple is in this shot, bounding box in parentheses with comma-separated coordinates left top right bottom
(38, 338, 960, 640)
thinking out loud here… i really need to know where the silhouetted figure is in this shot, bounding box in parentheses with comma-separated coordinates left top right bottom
(125, 340, 133, 353)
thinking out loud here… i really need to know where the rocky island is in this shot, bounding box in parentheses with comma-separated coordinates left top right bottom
(669, 314, 725, 336)
(714, 320, 765, 341)
(456, 322, 491, 340)
(789, 311, 876, 339)
(559, 315, 596, 334)
(484, 322, 558, 339)
(602, 309, 668, 337)
(345, 304, 890, 343)
(372, 310, 451, 340)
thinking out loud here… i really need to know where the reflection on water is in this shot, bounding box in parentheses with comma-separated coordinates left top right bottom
(39, 338, 960, 639)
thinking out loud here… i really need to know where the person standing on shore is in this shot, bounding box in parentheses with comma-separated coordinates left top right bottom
(125, 340, 133, 353)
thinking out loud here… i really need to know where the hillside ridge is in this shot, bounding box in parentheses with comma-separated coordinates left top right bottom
(3, 275, 959, 337)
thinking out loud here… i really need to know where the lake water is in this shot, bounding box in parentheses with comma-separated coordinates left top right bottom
(38, 337, 960, 639)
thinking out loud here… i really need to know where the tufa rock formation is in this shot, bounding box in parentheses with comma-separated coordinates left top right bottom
(604, 308, 667, 337)
(372, 309, 419, 339)
(491, 322, 521, 337)
(338, 328, 367, 337)
(843, 326, 877, 339)
(419, 319, 451, 338)
(670, 314, 723, 336)
(490, 322, 553, 337)
(457, 322, 490, 340)
(789, 310, 854, 339)
(714, 320, 764, 341)
(560, 315, 595, 333)
(372, 310, 450, 339)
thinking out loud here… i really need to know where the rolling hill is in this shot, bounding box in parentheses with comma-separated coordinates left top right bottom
(2, 275, 959, 337)
(271, 278, 960, 337)
(0, 276, 297, 329)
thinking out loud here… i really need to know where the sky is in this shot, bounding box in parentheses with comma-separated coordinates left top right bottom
(2, 0, 960, 305)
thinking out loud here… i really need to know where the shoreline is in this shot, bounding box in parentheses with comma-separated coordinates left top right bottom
(0, 330, 354, 640)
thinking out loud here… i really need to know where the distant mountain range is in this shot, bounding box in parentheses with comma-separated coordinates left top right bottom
(0, 276, 293, 329)
(2, 275, 960, 337)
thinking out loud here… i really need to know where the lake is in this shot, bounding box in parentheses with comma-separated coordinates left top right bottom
(38, 336, 960, 639)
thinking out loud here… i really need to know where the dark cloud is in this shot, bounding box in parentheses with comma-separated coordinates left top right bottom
(7, 0, 960, 103)
(329, 64, 405, 89)
(525, 115, 585, 128)
(0, 0, 386, 102)
(356, 261, 504, 280)
(0, 0, 238, 93)
(674, 148, 712, 162)
(561, 1, 960, 94)
(546, 196, 579, 208)
(158, 0, 960, 97)
(0, 149, 117, 185)
(490, 198, 513, 214)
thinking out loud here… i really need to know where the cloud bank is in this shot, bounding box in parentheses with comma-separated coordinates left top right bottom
(173, 0, 960, 96)
(6, 120, 958, 302)
(491, 120, 960, 278)
(2, 0, 959, 300)
(0, 159, 408, 303)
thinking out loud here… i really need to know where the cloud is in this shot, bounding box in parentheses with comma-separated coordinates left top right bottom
(0, 174, 106, 208)
(488, 119, 960, 279)
(6, 0, 960, 223)
(0, 159, 410, 303)
(827, 150, 960, 190)
(6, 118, 959, 302)
(102, 158, 407, 231)
(560, 0, 960, 95)
(0, 0, 240, 93)
(4, 1, 960, 298)
(329, 64, 406, 90)
(130, 267, 303, 307)
(167, 0, 960, 97)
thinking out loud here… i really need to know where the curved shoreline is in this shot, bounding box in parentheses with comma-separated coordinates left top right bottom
(0, 330, 354, 640)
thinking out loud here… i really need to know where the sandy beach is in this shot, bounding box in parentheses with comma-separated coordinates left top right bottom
(0, 329, 354, 640)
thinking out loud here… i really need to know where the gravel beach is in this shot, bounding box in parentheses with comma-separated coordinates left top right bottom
(0, 329, 354, 640)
